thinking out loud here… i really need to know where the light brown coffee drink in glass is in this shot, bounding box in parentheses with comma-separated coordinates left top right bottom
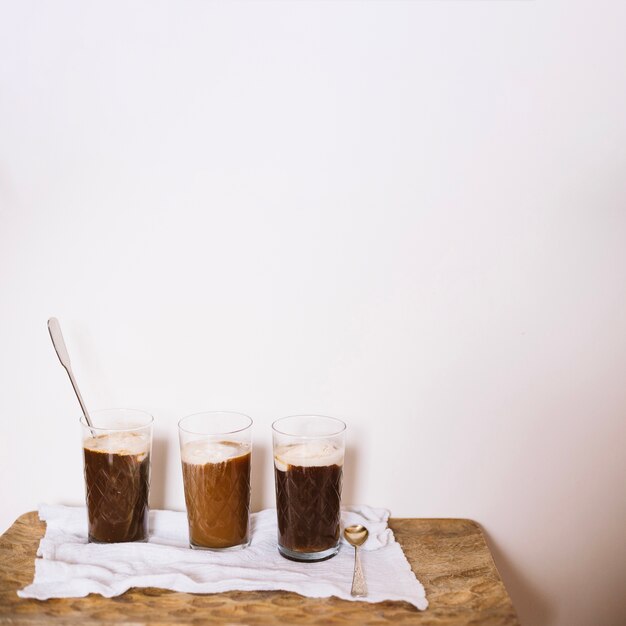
(181, 440, 251, 548)
(179, 412, 252, 551)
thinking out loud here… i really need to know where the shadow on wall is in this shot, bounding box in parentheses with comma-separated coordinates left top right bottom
(483, 528, 555, 626)
(150, 434, 169, 510)
(251, 441, 269, 511)
(342, 443, 360, 505)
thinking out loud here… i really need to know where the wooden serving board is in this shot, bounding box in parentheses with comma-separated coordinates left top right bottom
(0, 512, 518, 625)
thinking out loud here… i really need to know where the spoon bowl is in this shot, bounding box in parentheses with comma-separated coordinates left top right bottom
(344, 524, 369, 547)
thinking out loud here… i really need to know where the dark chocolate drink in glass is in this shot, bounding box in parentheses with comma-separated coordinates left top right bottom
(81, 409, 153, 543)
(272, 415, 346, 562)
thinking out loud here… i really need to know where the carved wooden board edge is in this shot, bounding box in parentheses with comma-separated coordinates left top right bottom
(0, 512, 519, 626)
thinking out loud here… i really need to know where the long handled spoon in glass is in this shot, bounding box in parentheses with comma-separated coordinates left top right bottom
(47, 317, 95, 431)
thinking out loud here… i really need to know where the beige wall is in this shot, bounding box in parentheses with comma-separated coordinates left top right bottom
(1, 2, 625, 625)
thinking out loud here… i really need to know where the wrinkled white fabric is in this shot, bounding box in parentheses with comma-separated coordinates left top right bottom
(18, 504, 427, 610)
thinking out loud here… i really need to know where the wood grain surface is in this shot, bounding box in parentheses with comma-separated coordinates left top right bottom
(0, 512, 518, 626)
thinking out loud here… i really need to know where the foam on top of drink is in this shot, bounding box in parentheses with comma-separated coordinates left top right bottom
(83, 432, 150, 459)
(274, 441, 343, 471)
(181, 440, 250, 465)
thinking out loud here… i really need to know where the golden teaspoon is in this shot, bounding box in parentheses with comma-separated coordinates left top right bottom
(344, 525, 369, 597)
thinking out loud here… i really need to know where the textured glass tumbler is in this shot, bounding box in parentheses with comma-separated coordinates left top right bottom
(81, 409, 153, 543)
(179, 412, 252, 550)
(272, 415, 346, 562)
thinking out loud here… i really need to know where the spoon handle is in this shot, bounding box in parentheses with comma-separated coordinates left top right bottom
(351, 546, 367, 597)
(47, 318, 94, 429)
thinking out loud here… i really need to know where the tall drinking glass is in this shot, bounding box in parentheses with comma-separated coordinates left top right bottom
(272, 415, 346, 562)
(179, 411, 252, 550)
(81, 408, 153, 543)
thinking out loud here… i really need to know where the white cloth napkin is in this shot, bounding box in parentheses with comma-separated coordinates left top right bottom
(18, 504, 428, 610)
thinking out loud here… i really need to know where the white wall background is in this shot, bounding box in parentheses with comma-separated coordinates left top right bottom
(1, 1, 625, 624)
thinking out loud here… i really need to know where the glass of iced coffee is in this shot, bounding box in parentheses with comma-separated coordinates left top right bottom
(272, 415, 346, 562)
(179, 411, 252, 550)
(81, 409, 153, 543)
